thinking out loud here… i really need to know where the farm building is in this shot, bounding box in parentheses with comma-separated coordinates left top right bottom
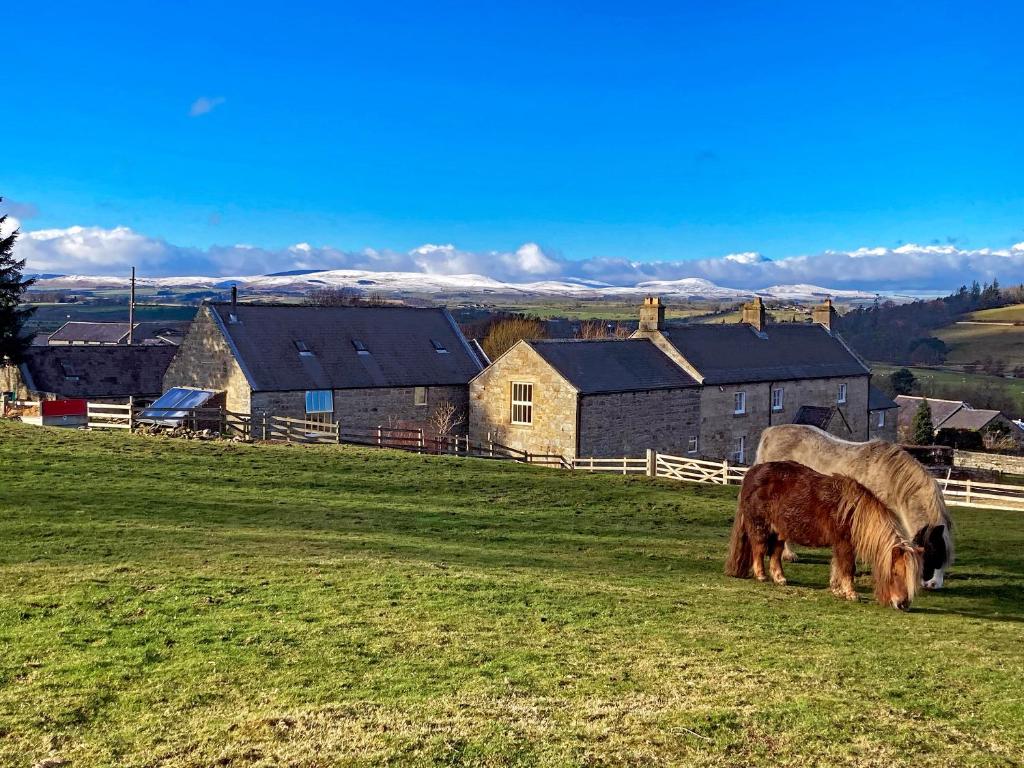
(0, 345, 177, 403)
(868, 385, 899, 442)
(162, 302, 485, 431)
(46, 320, 189, 346)
(895, 395, 1024, 451)
(468, 338, 700, 460)
(632, 297, 872, 463)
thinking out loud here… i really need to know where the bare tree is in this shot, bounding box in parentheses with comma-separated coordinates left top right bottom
(481, 317, 547, 360)
(429, 400, 465, 438)
(305, 287, 365, 306)
(576, 320, 608, 339)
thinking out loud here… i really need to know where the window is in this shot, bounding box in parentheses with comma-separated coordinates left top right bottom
(838, 383, 848, 404)
(430, 339, 448, 354)
(510, 382, 533, 425)
(305, 390, 334, 426)
(771, 387, 784, 412)
(60, 362, 80, 382)
(352, 339, 369, 355)
(733, 435, 747, 464)
(294, 340, 314, 357)
(414, 386, 428, 406)
(688, 435, 698, 454)
(734, 391, 746, 415)
(877, 410, 886, 428)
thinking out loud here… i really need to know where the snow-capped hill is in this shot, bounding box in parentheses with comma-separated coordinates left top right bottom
(758, 284, 877, 301)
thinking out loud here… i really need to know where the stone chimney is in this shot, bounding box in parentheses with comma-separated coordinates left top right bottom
(812, 298, 838, 333)
(639, 296, 665, 331)
(741, 296, 766, 332)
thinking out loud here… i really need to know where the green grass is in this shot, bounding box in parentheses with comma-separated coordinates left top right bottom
(936, 321, 1024, 369)
(1, 423, 1023, 767)
(963, 305, 1024, 324)
(872, 364, 1024, 411)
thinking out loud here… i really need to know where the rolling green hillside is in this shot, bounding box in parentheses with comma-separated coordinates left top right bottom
(1, 423, 1022, 766)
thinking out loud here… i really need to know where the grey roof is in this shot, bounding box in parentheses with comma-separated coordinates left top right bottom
(895, 396, 965, 429)
(792, 405, 836, 429)
(659, 323, 869, 384)
(868, 385, 899, 411)
(47, 321, 190, 345)
(526, 339, 698, 394)
(210, 303, 483, 391)
(939, 408, 1003, 432)
(18, 345, 177, 398)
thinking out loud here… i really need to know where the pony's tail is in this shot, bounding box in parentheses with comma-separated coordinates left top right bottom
(725, 510, 752, 578)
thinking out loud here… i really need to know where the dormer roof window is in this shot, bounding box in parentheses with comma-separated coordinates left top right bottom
(352, 339, 370, 355)
(294, 340, 314, 357)
(430, 339, 448, 354)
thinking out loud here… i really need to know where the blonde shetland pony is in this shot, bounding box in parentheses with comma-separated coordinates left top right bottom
(726, 461, 923, 610)
(755, 424, 953, 589)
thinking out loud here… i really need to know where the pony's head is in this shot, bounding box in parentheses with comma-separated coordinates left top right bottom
(913, 524, 948, 589)
(877, 543, 924, 611)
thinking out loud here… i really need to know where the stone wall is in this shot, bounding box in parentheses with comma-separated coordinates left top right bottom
(577, 387, 700, 458)
(0, 364, 30, 400)
(698, 376, 871, 463)
(468, 342, 578, 459)
(954, 450, 1024, 474)
(162, 306, 253, 413)
(251, 385, 468, 433)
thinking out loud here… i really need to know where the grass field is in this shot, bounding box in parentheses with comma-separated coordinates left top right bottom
(930, 304, 1024, 369)
(1, 423, 1023, 767)
(871, 364, 1024, 412)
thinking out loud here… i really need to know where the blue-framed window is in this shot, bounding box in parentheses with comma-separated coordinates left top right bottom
(305, 390, 334, 414)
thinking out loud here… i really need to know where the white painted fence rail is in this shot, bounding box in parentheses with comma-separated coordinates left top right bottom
(87, 402, 133, 430)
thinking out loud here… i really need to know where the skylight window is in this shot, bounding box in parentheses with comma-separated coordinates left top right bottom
(352, 339, 370, 355)
(294, 340, 314, 357)
(430, 339, 448, 354)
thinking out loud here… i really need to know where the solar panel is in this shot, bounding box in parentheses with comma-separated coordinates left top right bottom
(139, 387, 218, 425)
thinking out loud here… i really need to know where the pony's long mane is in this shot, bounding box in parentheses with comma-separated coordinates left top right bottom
(757, 425, 954, 566)
(836, 476, 922, 604)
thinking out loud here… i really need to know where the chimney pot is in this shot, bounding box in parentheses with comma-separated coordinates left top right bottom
(812, 298, 837, 333)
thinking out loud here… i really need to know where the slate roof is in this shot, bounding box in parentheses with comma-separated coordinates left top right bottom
(658, 323, 869, 384)
(792, 405, 837, 429)
(938, 408, 1003, 432)
(18, 346, 177, 399)
(209, 304, 483, 391)
(525, 339, 698, 394)
(47, 321, 190, 345)
(868, 385, 899, 411)
(895, 396, 966, 430)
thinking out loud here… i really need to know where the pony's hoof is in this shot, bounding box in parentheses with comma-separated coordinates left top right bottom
(773, 578, 788, 586)
(755, 575, 768, 583)
(782, 551, 799, 563)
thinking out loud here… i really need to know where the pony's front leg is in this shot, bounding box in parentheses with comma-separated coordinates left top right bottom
(751, 539, 768, 582)
(829, 540, 858, 601)
(768, 541, 788, 585)
(782, 541, 799, 562)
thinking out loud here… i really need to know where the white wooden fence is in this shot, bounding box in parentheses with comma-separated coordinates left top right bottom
(575, 450, 1024, 512)
(87, 402, 133, 429)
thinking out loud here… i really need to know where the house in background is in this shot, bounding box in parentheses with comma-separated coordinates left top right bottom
(46, 321, 190, 346)
(868, 386, 899, 442)
(468, 338, 699, 460)
(895, 395, 1024, 451)
(1, 345, 177, 403)
(632, 297, 871, 463)
(162, 302, 485, 431)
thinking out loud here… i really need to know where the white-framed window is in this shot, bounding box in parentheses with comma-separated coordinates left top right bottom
(838, 383, 848, 404)
(687, 435, 698, 454)
(304, 390, 334, 425)
(414, 386, 428, 406)
(734, 435, 747, 464)
(510, 382, 534, 425)
(734, 391, 746, 415)
(877, 410, 886, 428)
(771, 387, 784, 412)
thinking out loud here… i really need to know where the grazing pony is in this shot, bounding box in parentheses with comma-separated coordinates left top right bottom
(755, 424, 953, 589)
(726, 461, 923, 610)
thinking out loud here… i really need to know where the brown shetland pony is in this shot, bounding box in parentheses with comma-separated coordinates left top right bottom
(726, 461, 923, 610)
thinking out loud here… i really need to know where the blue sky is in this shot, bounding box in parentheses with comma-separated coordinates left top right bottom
(5, 1, 1024, 287)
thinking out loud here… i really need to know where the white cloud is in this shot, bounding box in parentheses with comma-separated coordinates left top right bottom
(189, 96, 226, 117)
(15, 222, 1024, 291)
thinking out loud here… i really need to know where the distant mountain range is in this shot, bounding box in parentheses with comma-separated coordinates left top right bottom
(29, 269, 884, 303)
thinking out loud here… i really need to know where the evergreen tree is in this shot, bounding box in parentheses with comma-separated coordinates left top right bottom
(911, 398, 935, 446)
(889, 368, 916, 395)
(0, 199, 35, 363)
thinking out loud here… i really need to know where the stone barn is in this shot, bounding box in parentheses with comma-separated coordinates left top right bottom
(868, 385, 899, 442)
(162, 303, 485, 431)
(468, 338, 700, 461)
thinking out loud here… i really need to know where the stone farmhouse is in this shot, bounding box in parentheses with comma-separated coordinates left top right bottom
(1, 345, 177, 403)
(631, 297, 872, 463)
(868, 386, 899, 442)
(162, 302, 485, 431)
(468, 338, 699, 459)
